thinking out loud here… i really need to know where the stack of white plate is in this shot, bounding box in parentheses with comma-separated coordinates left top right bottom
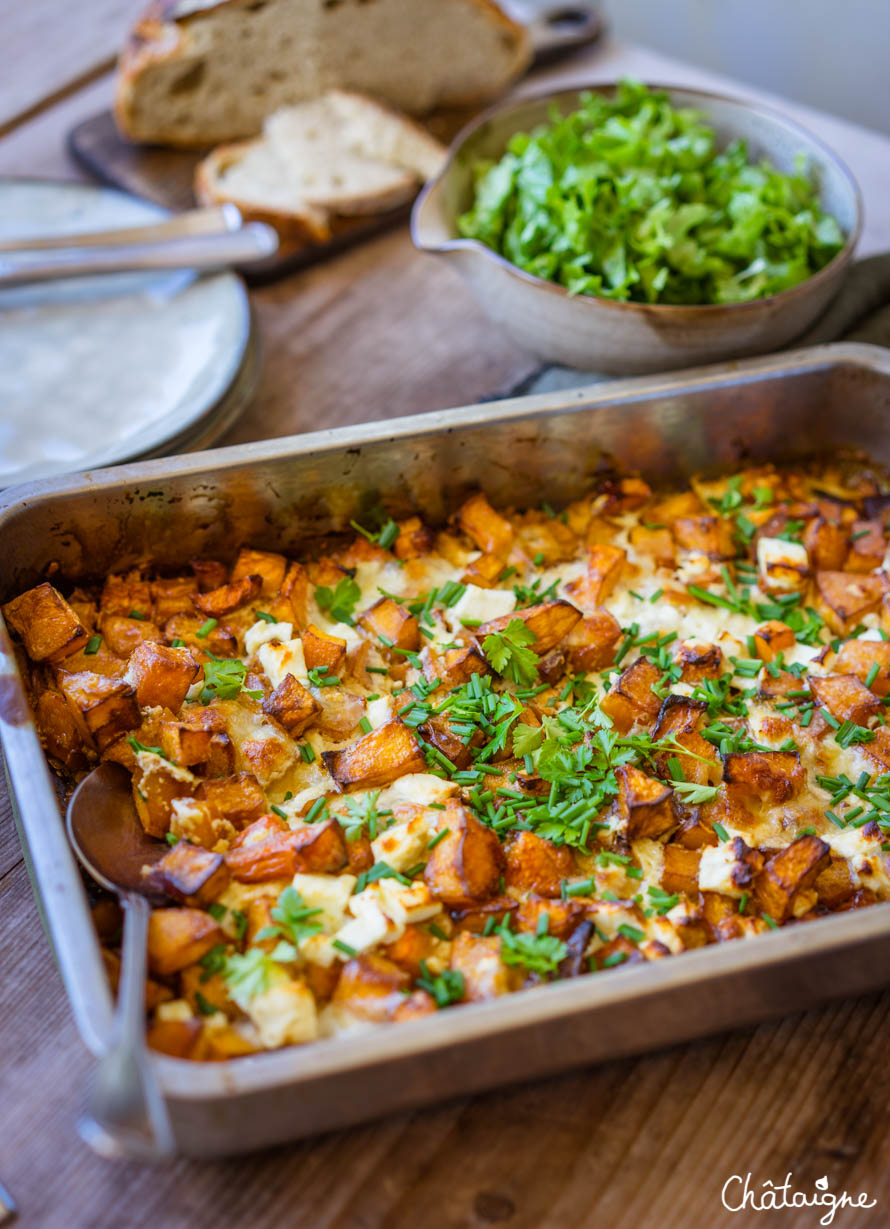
(0, 179, 257, 490)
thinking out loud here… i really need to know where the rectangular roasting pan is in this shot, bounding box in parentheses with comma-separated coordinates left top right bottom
(3, 341, 890, 1158)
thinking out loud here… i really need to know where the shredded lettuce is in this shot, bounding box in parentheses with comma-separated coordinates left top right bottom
(458, 80, 845, 306)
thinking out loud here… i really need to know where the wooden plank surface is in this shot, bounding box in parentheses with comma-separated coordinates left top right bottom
(0, 0, 133, 134)
(3, 24, 890, 1229)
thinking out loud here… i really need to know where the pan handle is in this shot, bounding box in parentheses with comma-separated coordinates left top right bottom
(524, 5, 604, 61)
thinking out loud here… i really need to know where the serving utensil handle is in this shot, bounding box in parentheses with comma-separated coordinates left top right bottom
(77, 892, 175, 1160)
(0, 222, 278, 285)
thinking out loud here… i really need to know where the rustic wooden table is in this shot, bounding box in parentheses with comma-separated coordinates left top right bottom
(4, 9, 890, 1227)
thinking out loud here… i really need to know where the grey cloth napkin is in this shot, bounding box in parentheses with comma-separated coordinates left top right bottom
(504, 254, 890, 399)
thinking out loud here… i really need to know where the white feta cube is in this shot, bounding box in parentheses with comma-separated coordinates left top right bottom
(244, 619, 293, 657)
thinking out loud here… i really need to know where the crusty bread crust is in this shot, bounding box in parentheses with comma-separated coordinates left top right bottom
(114, 0, 532, 148)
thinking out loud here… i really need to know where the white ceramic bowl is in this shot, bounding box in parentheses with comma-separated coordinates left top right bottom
(411, 85, 863, 374)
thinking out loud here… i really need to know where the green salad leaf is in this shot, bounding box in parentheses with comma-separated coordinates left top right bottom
(458, 79, 845, 305)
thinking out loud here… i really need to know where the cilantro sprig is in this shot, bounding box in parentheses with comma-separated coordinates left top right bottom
(482, 619, 539, 686)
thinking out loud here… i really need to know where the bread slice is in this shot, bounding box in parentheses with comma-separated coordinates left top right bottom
(115, 0, 531, 149)
(194, 90, 448, 240)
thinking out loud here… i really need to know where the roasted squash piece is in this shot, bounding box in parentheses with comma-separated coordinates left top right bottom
(462, 551, 508, 589)
(195, 773, 267, 828)
(456, 491, 514, 558)
(230, 547, 287, 596)
(449, 897, 516, 934)
(504, 831, 574, 897)
(331, 953, 413, 1022)
(421, 714, 482, 769)
(425, 643, 490, 690)
(478, 599, 582, 654)
(628, 524, 675, 568)
(132, 753, 196, 839)
(754, 835, 830, 923)
(614, 764, 676, 839)
(301, 623, 347, 674)
(753, 620, 795, 662)
(424, 802, 504, 907)
(358, 597, 420, 651)
(514, 894, 585, 939)
(673, 516, 734, 559)
(147, 907, 225, 977)
(146, 1018, 204, 1059)
(661, 845, 701, 895)
(190, 559, 227, 593)
(449, 931, 512, 1001)
(146, 842, 230, 905)
(675, 640, 723, 682)
(833, 638, 890, 696)
(262, 673, 321, 736)
(803, 517, 849, 571)
(3, 582, 88, 663)
(100, 572, 151, 619)
(845, 520, 885, 573)
(34, 689, 87, 770)
(564, 544, 626, 611)
(129, 641, 199, 710)
(563, 609, 622, 673)
(393, 516, 435, 561)
(815, 853, 859, 909)
(722, 750, 803, 803)
(815, 571, 885, 634)
(273, 561, 310, 629)
(600, 656, 662, 734)
(385, 923, 444, 979)
(225, 815, 348, 882)
(323, 720, 425, 790)
(596, 475, 653, 513)
(101, 615, 163, 658)
(56, 670, 140, 752)
(163, 613, 238, 658)
(592, 935, 646, 969)
(808, 673, 881, 726)
(150, 576, 199, 622)
(193, 573, 263, 618)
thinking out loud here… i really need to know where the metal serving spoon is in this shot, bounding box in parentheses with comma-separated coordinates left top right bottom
(66, 762, 174, 1159)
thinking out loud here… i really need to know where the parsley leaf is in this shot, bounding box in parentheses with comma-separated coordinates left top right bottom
(482, 618, 539, 686)
(315, 577, 361, 626)
(254, 885, 324, 947)
(498, 915, 567, 975)
(417, 961, 465, 1007)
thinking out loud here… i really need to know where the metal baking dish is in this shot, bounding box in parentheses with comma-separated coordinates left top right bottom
(3, 341, 890, 1158)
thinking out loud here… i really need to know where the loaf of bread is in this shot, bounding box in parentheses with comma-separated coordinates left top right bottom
(115, 0, 531, 148)
(194, 89, 448, 240)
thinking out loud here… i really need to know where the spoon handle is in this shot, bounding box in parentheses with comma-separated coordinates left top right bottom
(77, 892, 175, 1159)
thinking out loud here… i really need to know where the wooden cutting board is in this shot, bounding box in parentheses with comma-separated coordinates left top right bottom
(66, 6, 602, 282)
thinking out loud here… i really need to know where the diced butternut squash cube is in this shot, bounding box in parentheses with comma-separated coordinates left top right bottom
(393, 517, 435, 561)
(146, 1018, 203, 1059)
(461, 552, 507, 589)
(100, 615, 162, 657)
(146, 842, 230, 905)
(163, 613, 237, 658)
(600, 656, 662, 734)
(563, 610, 622, 672)
(803, 517, 849, 571)
(425, 644, 490, 690)
(225, 816, 348, 882)
(450, 931, 512, 1001)
(331, 954, 412, 1022)
(128, 641, 199, 710)
(147, 907, 225, 977)
(195, 773, 267, 828)
(673, 516, 734, 559)
(100, 572, 151, 618)
(504, 831, 574, 897)
(457, 492, 514, 558)
(675, 640, 723, 682)
(3, 582, 89, 663)
(753, 620, 795, 662)
(614, 764, 676, 839)
(628, 524, 674, 567)
(262, 673, 320, 736)
(301, 623, 347, 674)
(809, 673, 881, 726)
(150, 576, 199, 621)
(661, 845, 701, 895)
(424, 802, 504, 907)
(722, 750, 803, 803)
(34, 689, 87, 770)
(833, 638, 890, 696)
(845, 520, 885, 573)
(193, 573, 262, 618)
(815, 571, 885, 634)
(132, 753, 196, 839)
(564, 544, 626, 610)
(754, 835, 830, 923)
(478, 599, 581, 654)
(56, 670, 140, 752)
(323, 720, 425, 790)
(359, 597, 420, 651)
(230, 548, 287, 595)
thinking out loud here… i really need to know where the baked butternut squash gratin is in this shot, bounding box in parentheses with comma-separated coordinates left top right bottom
(8, 461, 890, 1060)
